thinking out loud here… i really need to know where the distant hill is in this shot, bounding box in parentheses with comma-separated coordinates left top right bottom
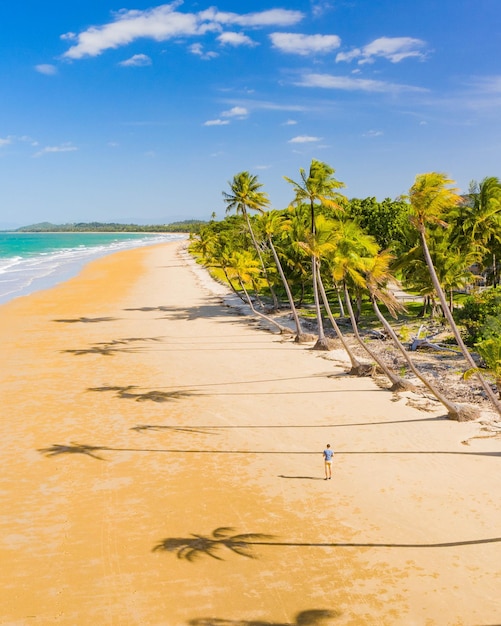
(13, 220, 207, 234)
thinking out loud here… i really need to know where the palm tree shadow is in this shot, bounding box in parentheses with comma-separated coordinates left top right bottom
(154, 527, 501, 560)
(153, 527, 275, 561)
(88, 385, 199, 402)
(188, 609, 342, 625)
(53, 317, 118, 323)
(63, 337, 163, 356)
(38, 442, 107, 460)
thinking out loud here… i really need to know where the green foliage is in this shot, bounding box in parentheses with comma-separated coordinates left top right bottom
(454, 288, 501, 344)
(346, 197, 412, 252)
(15, 220, 207, 233)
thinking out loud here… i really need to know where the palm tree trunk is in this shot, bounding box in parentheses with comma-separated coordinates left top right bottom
(244, 212, 279, 310)
(418, 227, 501, 417)
(316, 272, 370, 374)
(369, 292, 478, 421)
(343, 283, 413, 391)
(238, 278, 293, 335)
(266, 234, 308, 341)
(312, 257, 328, 348)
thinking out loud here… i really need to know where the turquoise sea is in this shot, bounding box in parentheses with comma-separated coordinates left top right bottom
(0, 232, 186, 305)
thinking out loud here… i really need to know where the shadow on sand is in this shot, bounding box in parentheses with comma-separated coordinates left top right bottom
(187, 608, 342, 625)
(153, 527, 501, 561)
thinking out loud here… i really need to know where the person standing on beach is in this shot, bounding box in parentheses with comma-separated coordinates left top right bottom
(323, 443, 334, 480)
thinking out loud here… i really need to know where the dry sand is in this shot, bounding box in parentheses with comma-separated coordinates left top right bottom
(1, 240, 500, 626)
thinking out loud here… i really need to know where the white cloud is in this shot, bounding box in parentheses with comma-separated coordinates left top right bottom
(0, 137, 12, 147)
(311, 1, 334, 18)
(62, 3, 304, 59)
(35, 64, 58, 75)
(221, 106, 248, 118)
(217, 32, 257, 47)
(283, 119, 297, 125)
(204, 119, 230, 126)
(296, 73, 427, 93)
(270, 32, 340, 55)
(467, 75, 501, 94)
(119, 54, 152, 67)
(199, 7, 303, 27)
(288, 135, 321, 143)
(33, 143, 78, 158)
(189, 43, 218, 59)
(363, 129, 383, 137)
(337, 36, 427, 65)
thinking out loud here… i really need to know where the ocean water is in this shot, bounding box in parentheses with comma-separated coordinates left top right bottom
(0, 231, 187, 305)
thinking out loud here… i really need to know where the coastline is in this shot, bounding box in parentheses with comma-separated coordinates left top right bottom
(1, 240, 500, 625)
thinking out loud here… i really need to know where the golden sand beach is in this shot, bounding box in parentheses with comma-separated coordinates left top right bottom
(1, 240, 500, 626)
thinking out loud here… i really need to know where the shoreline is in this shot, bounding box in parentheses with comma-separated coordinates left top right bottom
(1, 240, 500, 625)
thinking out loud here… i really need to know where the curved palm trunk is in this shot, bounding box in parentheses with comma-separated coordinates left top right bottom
(312, 258, 329, 349)
(316, 272, 371, 374)
(343, 283, 413, 391)
(238, 278, 293, 335)
(418, 226, 501, 417)
(266, 234, 309, 341)
(369, 292, 478, 421)
(244, 212, 279, 310)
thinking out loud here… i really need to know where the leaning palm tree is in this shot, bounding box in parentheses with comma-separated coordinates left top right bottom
(365, 251, 479, 421)
(285, 160, 346, 349)
(409, 172, 501, 417)
(223, 172, 279, 309)
(255, 210, 310, 342)
(225, 250, 293, 335)
(326, 219, 413, 390)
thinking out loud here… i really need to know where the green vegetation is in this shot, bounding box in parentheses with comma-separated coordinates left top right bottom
(13, 220, 207, 233)
(191, 163, 501, 419)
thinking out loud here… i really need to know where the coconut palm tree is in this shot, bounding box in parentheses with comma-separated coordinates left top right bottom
(284, 160, 346, 349)
(365, 251, 479, 421)
(325, 218, 413, 390)
(451, 176, 501, 287)
(225, 250, 293, 335)
(223, 172, 279, 309)
(408, 172, 501, 417)
(254, 210, 310, 341)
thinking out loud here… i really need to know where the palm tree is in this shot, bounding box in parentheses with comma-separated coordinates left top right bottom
(451, 176, 501, 287)
(365, 251, 479, 421)
(285, 160, 346, 349)
(223, 172, 279, 309)
(255, 210, 310, 341)
(409, 172, 501, 417)
(325, 218, 413, 390)
(225, 250, 293, 335)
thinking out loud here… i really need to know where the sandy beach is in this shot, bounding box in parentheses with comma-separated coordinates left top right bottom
(1, 240, 500, 626)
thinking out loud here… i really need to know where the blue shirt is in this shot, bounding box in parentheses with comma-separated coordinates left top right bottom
(323, 448, 334, 461)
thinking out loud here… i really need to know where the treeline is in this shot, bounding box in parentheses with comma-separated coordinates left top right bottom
(14, 220, 207, 233)
(191, 162, 501, 421)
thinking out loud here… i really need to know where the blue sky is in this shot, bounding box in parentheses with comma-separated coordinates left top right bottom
(1, 0, 500, 227)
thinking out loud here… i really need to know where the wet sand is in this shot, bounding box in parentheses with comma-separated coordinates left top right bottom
(1, 240, 500, 626)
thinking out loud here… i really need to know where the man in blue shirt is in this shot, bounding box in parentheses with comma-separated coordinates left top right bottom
(323, 443, 334, 480)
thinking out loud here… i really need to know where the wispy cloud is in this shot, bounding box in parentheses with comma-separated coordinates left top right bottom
(119, 54, 152, 67)
(33, 143, 78, 158)
(203, 119, 230, 126)
(270, 32, 341, 55)
(62, 3, 303, 59)
(363, 129, 384, 137)
(221, 106, 248, 118)
(296, 73, 428, 93)
(288, 135, 321, 143)
(35, 64, 58, 75)
(217, 32, 257, 47)
(189, 43, 218, 60)
(0, 137, 12, 147)
(336, 36, 427, 65)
